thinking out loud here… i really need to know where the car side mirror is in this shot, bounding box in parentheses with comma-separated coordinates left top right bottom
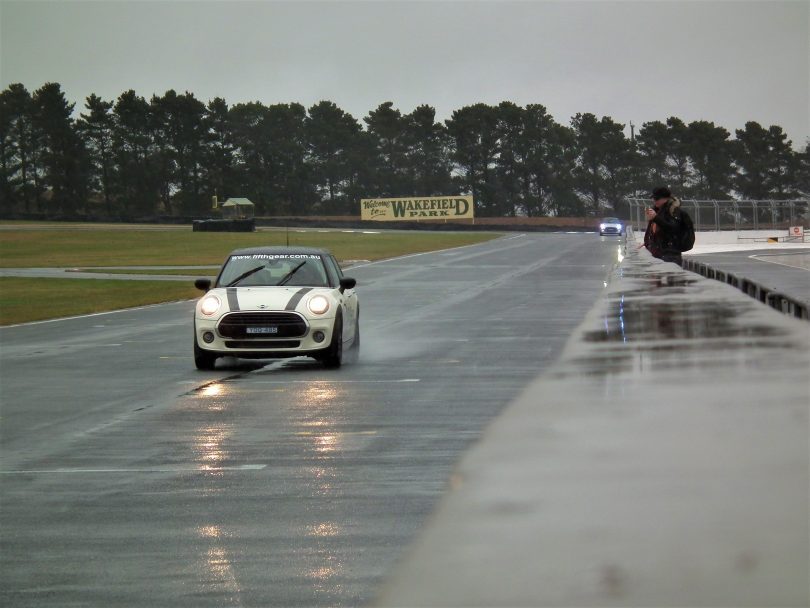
(339, 277, 356, 293)
(195, 278, 212, 292)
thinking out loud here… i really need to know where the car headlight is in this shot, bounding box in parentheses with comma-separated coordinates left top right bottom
(600, 224, 606, 230)
(307, 294, 330, 315)
(200, 294, 221, 316)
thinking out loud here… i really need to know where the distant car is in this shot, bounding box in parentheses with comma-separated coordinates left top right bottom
(193, 247, 359, 370)
(599, 217, 624, 236)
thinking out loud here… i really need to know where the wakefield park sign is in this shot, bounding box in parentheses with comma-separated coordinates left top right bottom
(360, 196, 474, 221)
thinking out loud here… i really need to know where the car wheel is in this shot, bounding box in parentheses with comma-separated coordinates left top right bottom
(344, 312, 360, 364)
(322, 313, 343, 368)
(193, 327, 218, 370)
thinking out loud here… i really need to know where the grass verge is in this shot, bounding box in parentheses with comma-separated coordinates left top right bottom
(0, 278, 199, 326)
(75, 268, 220, 276)
(0, 224, 501, 325)
(0, 225, 498, 267)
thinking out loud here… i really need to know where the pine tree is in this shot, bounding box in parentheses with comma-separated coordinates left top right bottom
(0, 88, 17, 211)
(571, 113, 634, 215)
(32, 83, 87, 215)
(78, 94, 115, 216)
(305, 100, 362, 210)
(686, 120, 733, 199)
(446, 104, 500, 216)
(113, 90, 160, 216)
(402, 105, 454, 198)
(204, 97, 236, 207)
(1, 84, 40, 213)
(364, 102, 408, 197)
(151, 90, 208, 215)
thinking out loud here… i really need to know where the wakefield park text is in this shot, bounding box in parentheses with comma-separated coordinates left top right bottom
(360, 196, 474, 221)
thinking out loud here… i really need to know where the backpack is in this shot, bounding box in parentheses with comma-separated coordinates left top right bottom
(678, 210, 695, 252)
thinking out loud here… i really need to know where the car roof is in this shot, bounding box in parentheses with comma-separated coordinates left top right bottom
(602, 217, 621, 222)
(227, 246, 332, 256)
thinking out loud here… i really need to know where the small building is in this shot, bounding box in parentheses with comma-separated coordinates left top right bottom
(220, 198, 255, 220)
(193, 196, 256, 232)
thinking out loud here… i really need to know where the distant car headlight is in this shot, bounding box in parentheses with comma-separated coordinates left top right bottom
(600, 224, 606, 230)
(307, 295, 330, 315)
(200, 294, 221, 316)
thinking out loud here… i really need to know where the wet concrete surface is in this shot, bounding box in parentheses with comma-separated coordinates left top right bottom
(377, 247, 809, 607)
(689, 248, 810, 303)
(0, 233, 619, 607)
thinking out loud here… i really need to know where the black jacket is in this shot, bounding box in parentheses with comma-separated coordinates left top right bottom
(644, 197, 684, 259)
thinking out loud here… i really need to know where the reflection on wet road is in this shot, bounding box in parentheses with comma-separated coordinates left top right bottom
(0, 233, 618, 607)
(569, 262, 799, 377)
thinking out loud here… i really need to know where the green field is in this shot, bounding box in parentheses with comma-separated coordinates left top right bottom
(77, 268, 220, 276)
(0, 224, 497, 267)
(0, 277, 200, 325)
(0, 224, 499, 325)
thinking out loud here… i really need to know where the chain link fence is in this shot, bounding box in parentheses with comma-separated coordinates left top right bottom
(625, 198, 809, 232)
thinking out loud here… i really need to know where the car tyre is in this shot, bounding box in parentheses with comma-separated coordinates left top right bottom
(194, 327, 218, 370)
(344, 312, 360, 364)
(322, 313, 343, 368)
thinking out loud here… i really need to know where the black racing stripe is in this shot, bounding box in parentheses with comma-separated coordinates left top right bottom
(285, 287, 313, 311)
(226, 287, 240, 311)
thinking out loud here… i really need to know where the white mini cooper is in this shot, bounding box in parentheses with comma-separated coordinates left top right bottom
(193, 247, 359, 370)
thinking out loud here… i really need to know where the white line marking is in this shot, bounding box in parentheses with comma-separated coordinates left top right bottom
(749, 253, 810, 271)
(0, 464, 267, 475)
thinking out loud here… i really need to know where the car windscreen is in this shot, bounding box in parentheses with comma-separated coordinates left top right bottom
(216, 254, 329, 288)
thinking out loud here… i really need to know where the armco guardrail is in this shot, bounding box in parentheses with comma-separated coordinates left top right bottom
(682, 258, 809, 320)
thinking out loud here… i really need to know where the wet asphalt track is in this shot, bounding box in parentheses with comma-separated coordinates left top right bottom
(0, 233, 619, 607)
(690, 249, 810, 304)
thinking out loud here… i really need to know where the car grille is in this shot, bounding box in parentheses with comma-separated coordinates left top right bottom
(218, 312, 308, 339)
(602, 227, 621, 234)
(224, 340, 301, 349)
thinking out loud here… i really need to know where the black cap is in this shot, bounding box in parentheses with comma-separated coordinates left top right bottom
(651, 186, 671, 200)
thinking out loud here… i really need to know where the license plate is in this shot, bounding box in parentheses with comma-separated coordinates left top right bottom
(246, 327, 279, 335)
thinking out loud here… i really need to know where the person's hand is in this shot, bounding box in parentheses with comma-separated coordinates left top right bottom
(645, 207, 656, 221)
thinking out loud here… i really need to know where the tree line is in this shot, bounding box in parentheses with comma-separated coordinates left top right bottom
(1, 82, 808, 219)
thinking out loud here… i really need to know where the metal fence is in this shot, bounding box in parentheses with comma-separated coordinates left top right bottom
(625, 198, 809, 232)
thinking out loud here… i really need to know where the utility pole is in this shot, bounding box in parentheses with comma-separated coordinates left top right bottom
(629, 121, 638, 225)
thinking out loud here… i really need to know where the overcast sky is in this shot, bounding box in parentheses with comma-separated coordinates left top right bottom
(1, 0, 808, 147)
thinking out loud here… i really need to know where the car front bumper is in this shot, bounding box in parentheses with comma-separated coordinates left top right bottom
(195, 315, 336, 358)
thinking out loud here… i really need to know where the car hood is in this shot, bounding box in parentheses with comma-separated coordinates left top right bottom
(208, 286, 333, 315)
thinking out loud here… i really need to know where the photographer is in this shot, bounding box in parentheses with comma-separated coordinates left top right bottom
(644, 186, 688, 265)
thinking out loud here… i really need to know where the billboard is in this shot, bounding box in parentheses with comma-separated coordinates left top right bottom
(360, 196, 474, 221)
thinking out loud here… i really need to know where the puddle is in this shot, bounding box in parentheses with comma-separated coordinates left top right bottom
(609, 272, 700, 297)
(559, 252, 804, 379)
(583, 300, 787, 343)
